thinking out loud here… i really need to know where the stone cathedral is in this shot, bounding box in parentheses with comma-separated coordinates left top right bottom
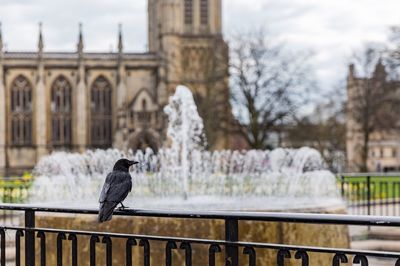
(0, 0, 230, 175)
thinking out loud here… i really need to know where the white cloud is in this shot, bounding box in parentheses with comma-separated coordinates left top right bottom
(0, 0, 147, 52)
(0, 0, 399, 89)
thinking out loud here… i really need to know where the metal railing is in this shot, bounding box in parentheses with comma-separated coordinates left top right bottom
(0, 178, 32, 227)
(0, 204, 399, 265)
(339, 173, 400, 216)
(0, 177, 32, 203)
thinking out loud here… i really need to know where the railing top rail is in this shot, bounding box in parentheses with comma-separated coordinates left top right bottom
(338, 172, 400, 177)
(2, 203, 400, 226)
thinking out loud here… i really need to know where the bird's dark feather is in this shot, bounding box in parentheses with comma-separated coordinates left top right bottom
(98, 169, 132, 223)
(98, 202, 118, 222)
(99, 171, 132, 203)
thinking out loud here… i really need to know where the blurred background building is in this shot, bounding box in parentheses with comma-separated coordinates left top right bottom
(0, 0, 230, 175)
(346, 60, 400, 172)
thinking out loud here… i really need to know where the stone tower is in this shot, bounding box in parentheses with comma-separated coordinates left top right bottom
(148, 0, 230, 148)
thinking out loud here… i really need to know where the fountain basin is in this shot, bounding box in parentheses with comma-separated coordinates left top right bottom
(34, 202, 349, 266)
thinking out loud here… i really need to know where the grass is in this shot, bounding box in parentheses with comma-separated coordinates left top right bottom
(338, 175, 400, 200)
(0, 172, 33, 203)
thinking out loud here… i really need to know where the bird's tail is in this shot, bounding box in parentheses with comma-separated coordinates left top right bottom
(98, 202, 118, 223)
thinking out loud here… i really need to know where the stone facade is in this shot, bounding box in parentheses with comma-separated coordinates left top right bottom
(346, 62, 400, 172)
(0, 0, 230, 175)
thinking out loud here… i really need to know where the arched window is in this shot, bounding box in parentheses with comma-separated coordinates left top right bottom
(91, 76, 112, 148)
(130, 131, 158, 153)
(200, 0, 208, 25)
(184, 0, 193, 25)
(51, 76, 72, 147)
(10, 75, 33, 146)
(142, 99, 147, 111)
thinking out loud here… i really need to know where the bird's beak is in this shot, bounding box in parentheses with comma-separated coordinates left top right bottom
(129, 161, 139, 166)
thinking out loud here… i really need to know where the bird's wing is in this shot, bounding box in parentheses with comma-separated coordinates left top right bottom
(100, 171, 132, 203)
(99, 172, 113, 203)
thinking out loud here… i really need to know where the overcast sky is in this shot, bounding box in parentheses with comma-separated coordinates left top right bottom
(0, 0, 399, 91)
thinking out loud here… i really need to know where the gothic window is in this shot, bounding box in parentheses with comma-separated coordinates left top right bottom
(142, 99, 147, 111)
(184, 0, 193, 25)
(200, 0, 208, 25)
(91, 76, 112, 148)
(10, 75, 33, 146)
(51, 76, 72, 147)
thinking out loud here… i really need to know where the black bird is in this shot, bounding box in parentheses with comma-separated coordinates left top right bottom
(98, 159, 138, 223)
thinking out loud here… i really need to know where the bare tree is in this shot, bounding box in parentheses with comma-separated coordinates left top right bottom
(347, 45, 400, 172)
(285, 85, 346, 172)
(229, 29, 316, 149)
(386, 26, 400, 77)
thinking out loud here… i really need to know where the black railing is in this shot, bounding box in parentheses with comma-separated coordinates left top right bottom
(339, 173, 400, 216)
(0, 204, 399, 265)
(0, 178, 32, 227)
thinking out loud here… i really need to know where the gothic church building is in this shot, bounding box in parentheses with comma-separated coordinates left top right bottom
(0, 0, 229, 175)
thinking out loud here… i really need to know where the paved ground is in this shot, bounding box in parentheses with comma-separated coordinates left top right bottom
(347, 203, 400, 266)
(363, 257, 397, 266)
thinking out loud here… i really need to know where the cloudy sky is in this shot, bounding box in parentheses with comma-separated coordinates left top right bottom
(0, 0, 400, 91)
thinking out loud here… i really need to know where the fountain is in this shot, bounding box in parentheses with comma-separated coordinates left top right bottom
(30, 85, 348, 265)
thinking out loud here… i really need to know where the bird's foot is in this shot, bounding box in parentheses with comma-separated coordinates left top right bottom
(117, 203, 128, 211)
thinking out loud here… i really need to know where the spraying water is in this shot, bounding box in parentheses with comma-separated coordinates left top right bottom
(164, 86, 206, 199)
(30, 85, 342, 210)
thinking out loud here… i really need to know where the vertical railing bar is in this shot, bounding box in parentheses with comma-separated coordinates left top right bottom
(125, 237, 136, 266)
(277, 249, 291, 266)
(225, 218, 239, 266)
(392, 181, 396, 216)
(340, 175, 345, 198)
(166, 241, 177, 266)
(139, 239, 150, 266)
(372, 181, 375, 216)
(180, 242, 192, 266)
(356, 182, 360, 215)
(398, 181, 400, 216)
(16, 230, 24, 266)
(295, 250, 309, 266)
(367, 176, 371, 215)
(37, 231, 46, 266)
(90, 235, 100, 266)
(381, 181, 384, 216)
(367, 176, 371, 231)
(209, 244, 221, 266)
(57, 233, 66, 266)
(102, 236, 112, 266)
(0, 229, 5, 266)
(68, 234, 78, 266)
(363, 179, 367, 215)
(378, 181, 385, 216)
(25, 210, 35, 266)
(386, 181, 389, 216)
(345, 181, 350, 211)
(398, 182, 400, 216)
(243, 246, 256, 266)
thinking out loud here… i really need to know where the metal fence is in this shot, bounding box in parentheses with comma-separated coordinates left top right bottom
(0, 204, 398, 265)
(0, 178, 31, 228)
(339, 173, 400, 216)
(0, 178, 31, 204)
